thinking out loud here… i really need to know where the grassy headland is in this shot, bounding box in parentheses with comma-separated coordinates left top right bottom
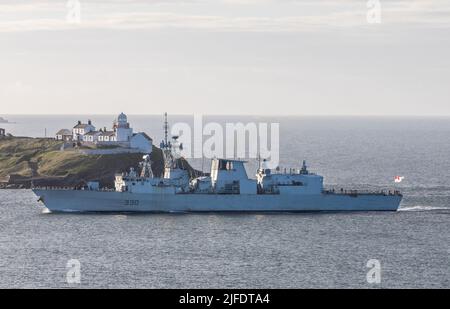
(0, 137, 165, 188)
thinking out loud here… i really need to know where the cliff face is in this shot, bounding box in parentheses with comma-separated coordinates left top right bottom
(0, 137, 165, 188)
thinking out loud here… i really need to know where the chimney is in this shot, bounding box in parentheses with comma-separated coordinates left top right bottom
(78, 120, 81, 125)
(88, 120, 92, 125)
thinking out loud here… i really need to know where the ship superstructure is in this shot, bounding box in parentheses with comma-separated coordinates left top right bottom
(33, 114, 402, 213)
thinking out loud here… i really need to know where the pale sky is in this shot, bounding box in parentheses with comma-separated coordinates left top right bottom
(1, 0, 450, 115)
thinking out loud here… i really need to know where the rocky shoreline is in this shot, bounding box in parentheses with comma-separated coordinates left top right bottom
(0, 183, 26, 189)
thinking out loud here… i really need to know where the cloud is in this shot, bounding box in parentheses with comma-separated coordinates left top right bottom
(0, 0, 449, 32)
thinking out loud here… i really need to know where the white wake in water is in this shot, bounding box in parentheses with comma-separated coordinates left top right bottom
(398, 205, 450, 212)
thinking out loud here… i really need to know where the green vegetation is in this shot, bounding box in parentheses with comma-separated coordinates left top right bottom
(0, 137, 62, 179)
(0, 137, 165, 188)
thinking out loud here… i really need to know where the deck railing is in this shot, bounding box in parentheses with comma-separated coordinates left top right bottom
(323, 189, 402, 196)
(33, 186, 115, 192)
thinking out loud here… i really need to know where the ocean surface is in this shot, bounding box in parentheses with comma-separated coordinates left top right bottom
(0, 115, 449, 288)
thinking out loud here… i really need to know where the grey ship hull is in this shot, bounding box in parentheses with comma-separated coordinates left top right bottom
(33, 189, 402, 213)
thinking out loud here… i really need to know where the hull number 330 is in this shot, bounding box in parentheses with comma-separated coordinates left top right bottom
(124, 200, 139, 206)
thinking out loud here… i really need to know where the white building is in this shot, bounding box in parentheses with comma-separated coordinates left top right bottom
(97, 130, 117, 143)
(57, 113, 152, 154)
(73, 120, 95, 141)
(56, 129, 72, 141)
(83, 131, 101, 143)
(114, 112, 133, 142)
(130, 133, 153, 154)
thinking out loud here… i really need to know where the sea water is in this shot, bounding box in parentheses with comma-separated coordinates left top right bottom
(0, 116, 449, 288)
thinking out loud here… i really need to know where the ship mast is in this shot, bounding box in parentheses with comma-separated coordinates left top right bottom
(160, 113, 186, 179)
(163, 112, 169, 148)
(161, 113, 172, 169)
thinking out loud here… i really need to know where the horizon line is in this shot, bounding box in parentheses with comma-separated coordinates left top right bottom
(2, 114, 450, 118)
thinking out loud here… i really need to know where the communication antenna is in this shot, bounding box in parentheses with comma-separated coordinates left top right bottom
(257, 152, 261, 170)
(163, 112, 169, 148)
(201, 156, 205, 174)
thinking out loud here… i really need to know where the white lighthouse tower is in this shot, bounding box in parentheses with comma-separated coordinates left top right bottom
(114, 112, 133, 142)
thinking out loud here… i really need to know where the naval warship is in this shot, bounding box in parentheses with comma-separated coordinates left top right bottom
(33, 117, 402, 213)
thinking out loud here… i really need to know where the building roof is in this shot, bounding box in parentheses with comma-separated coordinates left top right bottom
(56, 129, 71, 135)
(73, 123, 92, 129)
(99, 131, 115, 136)
(85, 131, 101, 136)
(133, 132, 153, 141)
